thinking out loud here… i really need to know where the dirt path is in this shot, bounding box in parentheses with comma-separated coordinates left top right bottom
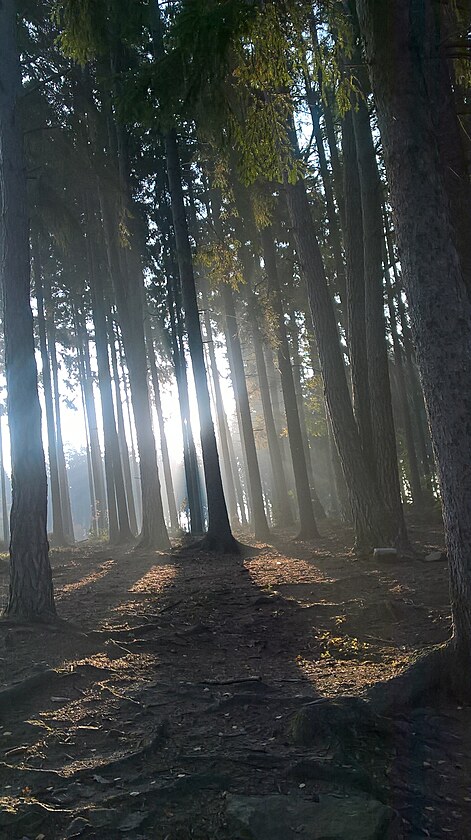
(0, 515, 469, 838)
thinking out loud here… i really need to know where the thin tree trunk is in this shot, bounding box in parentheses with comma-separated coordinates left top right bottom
(108, 313, 138, 536)
(32, 237, 66, 546)
(289, 313, 326, 520)
(342, 110, 374, 466)
(246, 291, 293, 527)
(0, 0, 54, 618)
(145, 319, 180, 533)
(167, 274, 204, 534)
(221, 283, 270, 540)
(200, 283, 240, 526)
(352, 92, 409, 548)
(164, 131, 236, 551)
(261, 226, 320, 540)
(383, 242, 423, 505)
(99, 189, 169, 550)
(384, 214, 436, 495)
(0, 415, 9, 544)
(85, 204, 132, 544)
(74, 303, 107, 534)
(284, 174, 392, 551)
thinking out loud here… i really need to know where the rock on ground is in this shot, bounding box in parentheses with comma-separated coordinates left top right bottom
(225, 793, 399, 840)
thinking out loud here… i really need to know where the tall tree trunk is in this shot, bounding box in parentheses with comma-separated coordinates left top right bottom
(164, 131, 236, 551)
(284, 175, 393, 551)
(246, 290, 293, 527)
(0, 414, 9, 544)
(383, 246, 423, 505)
(305, 79, 346, 306)
(116, 333, 142, 529)
(167, 274, 204, 534)
(85, 207, 132, 545)
(99, 188, 169, 550)
(289, 313, 326, 520)
(356, 0, 471, 683)
(33, 238, 66, 546)
(383, 214, 436, 495)
(352, 93, 409, 547)
(44, 279, 75, 543)
(108, 314, 138, 536)
(221, 283, 270, 540)
(342, 110, 374, 466)
(200, 283, 240, 526)
(74, 304, 107, 534)
(0, 0, 55, 618)
(144, 319, 180, 534)
(261, 226, 320, 540)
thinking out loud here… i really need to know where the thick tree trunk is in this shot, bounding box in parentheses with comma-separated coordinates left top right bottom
(0, 0, 55, 619)
(284, 176, 392, 551)
(356, 0, 471, 679)
(261, 226, 320, 540)
(221, 283, 270, 540)
(164, 130, 237, 552)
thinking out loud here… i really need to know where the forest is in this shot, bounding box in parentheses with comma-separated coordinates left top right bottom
(0, 0, 470, 837)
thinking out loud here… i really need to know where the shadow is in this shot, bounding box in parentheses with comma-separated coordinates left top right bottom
(0, 515, 465, 840)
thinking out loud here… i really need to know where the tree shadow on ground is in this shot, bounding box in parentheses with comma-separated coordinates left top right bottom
(0, 520, 468, 839)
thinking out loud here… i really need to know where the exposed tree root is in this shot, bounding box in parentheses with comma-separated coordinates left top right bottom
(0, 615, 88, 637)
(0, 663, 112, 712)
(365, 643, 451, 714)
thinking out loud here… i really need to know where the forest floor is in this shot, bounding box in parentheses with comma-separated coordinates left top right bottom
(0, 510, 469, 839)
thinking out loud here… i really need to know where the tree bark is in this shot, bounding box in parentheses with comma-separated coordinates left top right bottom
(0, 0, 55, 619)
(246, 289, 293, 527)
(167, 272, 204, 535)
(261, 226, 320, 540)
(99, 187, 169, 550)
(164, 130, 237, 551)
(145, 319, 180, 534)
(44, 278, 75, 543)
(108, 314, 138, 536)
(74, 304, 107, 534)
(352, 92, 409, 547)
(342, 110, 373, 467)
(355, 0, 471, 678)
(33, 238, 66, 546)
(284, 175, 392, 551)
(0, 414, 9, 544)
(221, 283, 270, 540)
(200, 282, 240, 526)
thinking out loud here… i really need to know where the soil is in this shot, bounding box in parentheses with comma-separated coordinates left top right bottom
(0, 510, 469, 839)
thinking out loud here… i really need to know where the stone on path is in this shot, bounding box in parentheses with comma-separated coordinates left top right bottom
(225, 793, 399, 840)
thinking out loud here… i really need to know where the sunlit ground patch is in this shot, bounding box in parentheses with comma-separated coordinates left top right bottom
(56, 559, 115, 597)
(247, 554, 333, 588)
